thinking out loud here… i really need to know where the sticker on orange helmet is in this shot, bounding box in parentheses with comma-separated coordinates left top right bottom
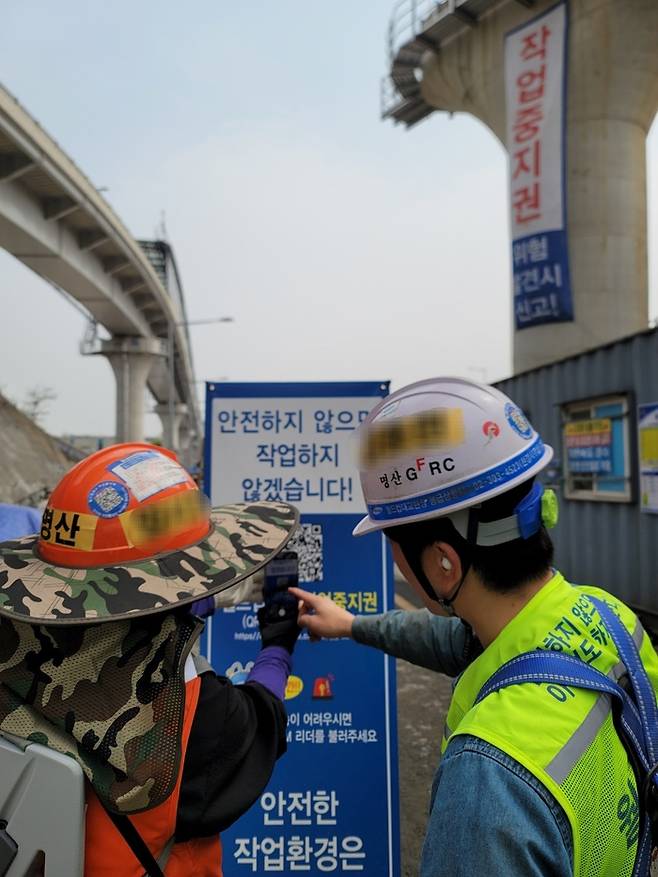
(40, 508, 97, 552)
(108, 450, 189, 501)
(121, 489, 208, 548)
(88, 481, 130, 518)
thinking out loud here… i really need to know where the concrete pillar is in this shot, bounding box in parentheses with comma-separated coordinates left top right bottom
(155, 402, 188, 452)
(418, 0, 658, 372)
(177, 418, 200, 473)
(100, 337, 164, 443)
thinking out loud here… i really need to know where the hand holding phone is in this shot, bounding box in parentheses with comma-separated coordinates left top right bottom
(258, 551, 301, 653)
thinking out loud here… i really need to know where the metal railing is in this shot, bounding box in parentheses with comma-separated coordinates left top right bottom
(380, 75, 403, 118)
(382, 0, 450, 120)
(386, 0, 448, 64)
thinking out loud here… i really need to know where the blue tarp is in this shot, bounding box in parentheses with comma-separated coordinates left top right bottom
(0, 504, 41, 541)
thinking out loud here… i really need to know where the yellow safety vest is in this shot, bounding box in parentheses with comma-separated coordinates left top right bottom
(442, 571, 658, 877)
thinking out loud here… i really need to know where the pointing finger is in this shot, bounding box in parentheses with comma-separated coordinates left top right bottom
(288, 587, 321, 608)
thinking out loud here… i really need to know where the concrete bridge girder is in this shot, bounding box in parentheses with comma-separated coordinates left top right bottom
(416, 0, 658, 372)
(0, 83, 201, 451)
(0, 176, 153, 336)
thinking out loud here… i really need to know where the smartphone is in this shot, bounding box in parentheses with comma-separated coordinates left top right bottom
(263, 550, 299, 601)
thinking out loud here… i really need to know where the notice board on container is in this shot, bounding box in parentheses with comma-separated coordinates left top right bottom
(203, 381, 400, 876)
(639, 403, 658, 514)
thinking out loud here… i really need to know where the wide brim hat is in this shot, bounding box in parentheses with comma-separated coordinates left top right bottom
(0, 501, 299, 625)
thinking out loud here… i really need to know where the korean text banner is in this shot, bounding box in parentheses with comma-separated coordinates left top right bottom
(203, 381, 400, 877)
(505, 1, 573, 329)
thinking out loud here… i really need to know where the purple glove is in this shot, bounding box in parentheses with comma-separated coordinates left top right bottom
(247, 646, 292, 701)
(189, 596, 215, 618)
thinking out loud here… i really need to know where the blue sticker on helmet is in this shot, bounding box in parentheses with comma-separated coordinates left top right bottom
(88, 481, 130, 518)
(505, 403, 533, 440)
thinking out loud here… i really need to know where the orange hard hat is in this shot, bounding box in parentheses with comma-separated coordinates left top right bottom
(38, 442, 209, 568)
(0, 442, 298, 625)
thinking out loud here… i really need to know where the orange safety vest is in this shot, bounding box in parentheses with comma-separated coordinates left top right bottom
(84, 675, 223, 876)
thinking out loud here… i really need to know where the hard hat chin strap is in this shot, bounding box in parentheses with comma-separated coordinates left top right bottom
(390, 484, 559, 616)
(395, 508, 479, 615)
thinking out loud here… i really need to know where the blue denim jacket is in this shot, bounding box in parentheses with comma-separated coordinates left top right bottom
(353, 610, 574, 876)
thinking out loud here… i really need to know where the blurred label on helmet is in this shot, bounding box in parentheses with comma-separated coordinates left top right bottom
(122, 490, 209, 547)
(361, 409, 465, 466)
(108, 450, 189, 501)
(40, 508, 97, 552)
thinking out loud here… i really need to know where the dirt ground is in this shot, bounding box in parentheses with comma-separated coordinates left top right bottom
(391, 573, 456, 877)
(395, 656, 452, 876)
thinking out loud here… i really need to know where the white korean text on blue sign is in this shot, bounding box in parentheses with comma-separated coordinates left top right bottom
(203, 381, 400, 876)
(505, 1, 573, 329)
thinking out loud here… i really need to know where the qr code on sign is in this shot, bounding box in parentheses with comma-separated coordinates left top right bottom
(288, 524, 324, 583)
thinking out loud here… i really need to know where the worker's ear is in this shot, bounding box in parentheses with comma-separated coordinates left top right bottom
(421, 542, 462, 598)
(390, 541, 451, 617)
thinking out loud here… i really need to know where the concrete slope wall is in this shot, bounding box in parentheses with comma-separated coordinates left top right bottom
(0, 393, 71, 504)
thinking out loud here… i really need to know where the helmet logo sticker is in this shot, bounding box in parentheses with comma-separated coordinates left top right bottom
(505, 403, 533, 440)
(379, 457, 455, 489)
(88, 481, 130, 518)
(482, 421, 501, 443)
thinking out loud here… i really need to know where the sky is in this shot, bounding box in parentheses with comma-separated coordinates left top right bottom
(0, 1, 656, 438)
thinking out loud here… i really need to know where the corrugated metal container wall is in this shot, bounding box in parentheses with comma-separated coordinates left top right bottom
(496, 329, 658, 622)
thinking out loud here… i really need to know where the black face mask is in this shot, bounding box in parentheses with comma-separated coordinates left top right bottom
(384, 509, 480, 614)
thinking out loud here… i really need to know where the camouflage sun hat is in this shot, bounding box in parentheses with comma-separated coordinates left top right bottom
(0, 502, 298, 625)
(0, 443, 299, 625)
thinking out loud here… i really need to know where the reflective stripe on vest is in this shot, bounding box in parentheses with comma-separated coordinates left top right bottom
(84, 675, 223, 877)
(545, 621, 644, 785)
(442, 572, 658, 877)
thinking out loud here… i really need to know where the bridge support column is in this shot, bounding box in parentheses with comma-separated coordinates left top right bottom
(100, 337, 165, 443)
(156, 402, 188, 453)
(417, 0, 658, 373)
(177, 418, 200, 473)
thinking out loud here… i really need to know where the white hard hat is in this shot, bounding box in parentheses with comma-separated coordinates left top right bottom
(353, 377, 553, 537)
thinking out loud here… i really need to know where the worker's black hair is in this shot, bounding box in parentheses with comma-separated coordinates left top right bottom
(385, 478, 554, 595)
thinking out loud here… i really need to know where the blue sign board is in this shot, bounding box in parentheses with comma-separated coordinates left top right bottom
(203, 381, 400, 876)
(566, 442, 612, 474)
(512, 230, 573, 327)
